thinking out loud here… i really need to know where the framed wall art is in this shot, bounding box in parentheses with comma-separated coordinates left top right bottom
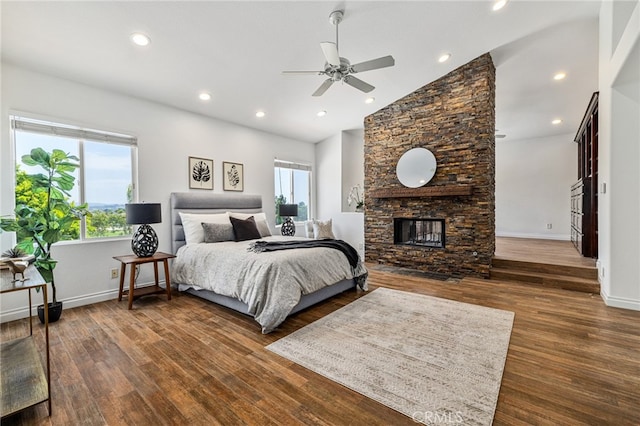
(223, 161, 244, 191)
(189, 157, 213, 190)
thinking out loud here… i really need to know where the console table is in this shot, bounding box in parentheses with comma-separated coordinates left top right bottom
(1, 265, 51, 419)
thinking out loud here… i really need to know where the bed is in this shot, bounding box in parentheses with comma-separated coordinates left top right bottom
(170, 192, 367, 333)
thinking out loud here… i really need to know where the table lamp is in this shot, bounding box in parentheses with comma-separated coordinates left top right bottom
(126, 203, 162, 257)
(279, 204, 298, 237)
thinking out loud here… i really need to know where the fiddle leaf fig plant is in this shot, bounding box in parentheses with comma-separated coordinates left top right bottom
(0, 148, 89, 302)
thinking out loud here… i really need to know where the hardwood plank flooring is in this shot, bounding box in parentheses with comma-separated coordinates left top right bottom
(2, 267, 639, 425)
(495, 237, 596, 268)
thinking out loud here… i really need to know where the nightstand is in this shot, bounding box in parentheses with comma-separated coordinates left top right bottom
(113, 252, 175, 310)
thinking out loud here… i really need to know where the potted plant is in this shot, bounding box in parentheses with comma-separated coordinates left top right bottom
(1, 246, 32, 262)
(1, 148, 89, 323)
(348, 184, 364, 212)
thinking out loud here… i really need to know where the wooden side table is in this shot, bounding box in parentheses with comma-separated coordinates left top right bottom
(113, 252, 175, 310)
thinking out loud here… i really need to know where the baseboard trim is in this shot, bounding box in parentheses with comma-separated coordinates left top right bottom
(0, 280, 167, 322)
(600, 288, 640, 311)
(496, 231, 570, 241)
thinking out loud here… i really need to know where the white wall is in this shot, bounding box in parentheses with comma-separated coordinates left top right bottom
(341, 129, 365, 212)
(495, 133, 577, 240)
(0, 63, 314, 321)
(315, 131, 365, 257)
(598, 0, 640, 310)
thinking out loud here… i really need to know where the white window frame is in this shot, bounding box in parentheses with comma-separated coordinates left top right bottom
(274, 159, 312, 224)
(9, 114, 139, 242)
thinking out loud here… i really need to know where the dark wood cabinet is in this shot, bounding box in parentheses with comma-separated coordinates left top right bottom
(571, 92, 598, 258)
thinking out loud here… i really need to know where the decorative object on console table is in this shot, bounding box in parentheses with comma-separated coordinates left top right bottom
(0, 246, 35, 271)
(188, 156, 213, 190)
(279, 204, 298, 236)
(223, 161, 244, 191)
(126, 203, 162, 257)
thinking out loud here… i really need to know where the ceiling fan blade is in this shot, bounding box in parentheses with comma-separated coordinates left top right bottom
(282, 71, 325, 75)
(312, 79, 334, 97)
(351, 55, 395, 73)
(320, 42, 341, 67)
(343, 75, 374, 93)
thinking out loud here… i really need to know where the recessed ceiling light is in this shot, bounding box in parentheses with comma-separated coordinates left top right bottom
(438, 53, 451, 63)
(317, 110, 327, 117)
(130, 33, 151, 46)
(255, 111, 265, 118)
(493, 0, 508, 11)
(199, 92, 211, 101)
(553, 72, 567, 81)
(365, 97, 375, 104)
(552, 119, 563, 125)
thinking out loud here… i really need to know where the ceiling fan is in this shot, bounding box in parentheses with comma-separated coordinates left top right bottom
(282, 10, 395, 97)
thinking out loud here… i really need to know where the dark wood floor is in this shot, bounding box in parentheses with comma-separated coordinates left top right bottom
(2, 262, 639, 425)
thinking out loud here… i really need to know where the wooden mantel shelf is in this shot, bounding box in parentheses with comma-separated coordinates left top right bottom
(371, 185, 474, 198)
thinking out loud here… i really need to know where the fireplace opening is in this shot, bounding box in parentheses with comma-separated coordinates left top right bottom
(394, 218, 445, 248)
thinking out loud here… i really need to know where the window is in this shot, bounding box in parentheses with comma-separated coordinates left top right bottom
(11, 116, 137, 240)
(274, 160, 311, 225)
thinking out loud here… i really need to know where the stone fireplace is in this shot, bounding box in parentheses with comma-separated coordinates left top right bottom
(363, 53, 495, 278)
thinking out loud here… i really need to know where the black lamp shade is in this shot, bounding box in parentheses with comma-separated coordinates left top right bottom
(126, 203, 162, 225)
(279, 204, 298, 217)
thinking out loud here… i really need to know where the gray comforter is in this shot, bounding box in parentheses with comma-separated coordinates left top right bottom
(172, 236, 368, 333)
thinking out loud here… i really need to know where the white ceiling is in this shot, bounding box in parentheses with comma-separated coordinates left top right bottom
(1, 1, 600, 144)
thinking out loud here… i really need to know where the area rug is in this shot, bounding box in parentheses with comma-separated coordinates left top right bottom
(266, 287, 514, 425)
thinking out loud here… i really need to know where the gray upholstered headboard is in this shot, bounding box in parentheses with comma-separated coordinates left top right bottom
(170, 192, 262, 254)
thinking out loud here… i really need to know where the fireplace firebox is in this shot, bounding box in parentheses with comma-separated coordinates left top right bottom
(394, 218, 445, 248)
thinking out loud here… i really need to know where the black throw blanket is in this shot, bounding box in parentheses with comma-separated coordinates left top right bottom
(249, 239, 360, 268)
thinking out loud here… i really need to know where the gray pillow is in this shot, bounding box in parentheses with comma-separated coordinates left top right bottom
(202, 222, 235, 243)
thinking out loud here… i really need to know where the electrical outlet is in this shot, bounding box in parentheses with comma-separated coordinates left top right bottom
(546, 223, 552, 229)
(110, 268, 119, 279)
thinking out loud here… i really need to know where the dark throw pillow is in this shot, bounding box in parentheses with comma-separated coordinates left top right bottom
(230, 215, 262, 242)
(201, 222, 235, 243)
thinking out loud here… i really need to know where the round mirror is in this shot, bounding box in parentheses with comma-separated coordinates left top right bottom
(396, 148, 437, 188)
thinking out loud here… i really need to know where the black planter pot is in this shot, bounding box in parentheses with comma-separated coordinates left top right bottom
(37, 301, 63, 324)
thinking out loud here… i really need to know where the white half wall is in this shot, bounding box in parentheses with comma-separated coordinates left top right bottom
(495, 133, 577, 240)
(0, 63, 314, 321)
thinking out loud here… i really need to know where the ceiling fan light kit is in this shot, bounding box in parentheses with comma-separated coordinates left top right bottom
(283, 9, 395, 97)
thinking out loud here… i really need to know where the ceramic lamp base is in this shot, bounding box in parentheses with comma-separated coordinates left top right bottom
(281, 217, 296, 237)
(132, 224, 159, 257)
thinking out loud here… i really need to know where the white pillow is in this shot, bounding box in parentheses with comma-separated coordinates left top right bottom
(228, 212, 272, 237)
(180, 212, 230, 245)
(313, 219, 335, 240)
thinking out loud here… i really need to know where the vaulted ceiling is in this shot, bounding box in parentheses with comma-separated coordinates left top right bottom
(1, 1, 600, 143)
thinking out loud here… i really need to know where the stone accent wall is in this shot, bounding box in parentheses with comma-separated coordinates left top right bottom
(364, 53, 495, 278)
